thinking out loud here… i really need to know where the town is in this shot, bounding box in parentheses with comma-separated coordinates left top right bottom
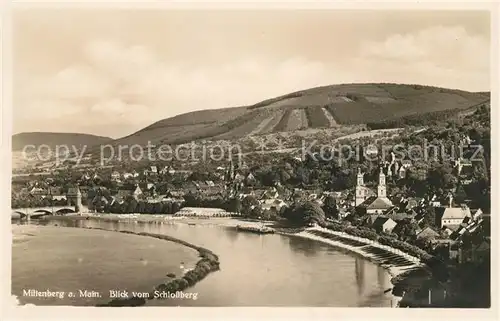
(12, 104, 491, 307)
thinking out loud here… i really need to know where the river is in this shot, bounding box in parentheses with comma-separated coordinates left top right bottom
(12, 218, 393, 307)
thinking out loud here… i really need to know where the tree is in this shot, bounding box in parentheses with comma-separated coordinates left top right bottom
(227, 197, 242, 215)
(110, 201, 122, 214)
(422, 206, 437, 228)
(93, 197, 106, 213)
(249, 205, 262, 219)
(153, 202, 163, 214)
(302, 201, 326, 225)
(136, 201, 146, 214)
(162, 202, 173, 214)
(241, 195, 260, 217)
(396, 219, 418, 242)
(284, 201, 325, 226)
(184, 192, 201, 207)
(454, 184, 468, 205)
(126, 197, 138, 213)
(144, 202, 154, 213)
(171, 202, 181, 214)
(443, 173, 458, 189)
(280, 170, 291, 184)
(278, 205, 288, 218)
(261, 210, 272, 220)
(322, 195, 339, 219)
(282, 203, 302, 224)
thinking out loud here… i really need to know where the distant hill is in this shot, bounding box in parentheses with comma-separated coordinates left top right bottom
(111, 83, 489, 147)
(12, 132, 112, 151)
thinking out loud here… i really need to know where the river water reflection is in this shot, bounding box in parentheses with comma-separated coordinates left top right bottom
(22, 219, 393, 307)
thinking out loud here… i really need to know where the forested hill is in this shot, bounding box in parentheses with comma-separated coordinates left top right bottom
(12, 132, 112, 151)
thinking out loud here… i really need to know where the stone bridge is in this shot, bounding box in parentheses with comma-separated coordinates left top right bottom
(12, 205, 89, 219)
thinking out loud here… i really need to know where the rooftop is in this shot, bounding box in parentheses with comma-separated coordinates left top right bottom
(442, 207, 472, 220)
(359, 196, 394, 209)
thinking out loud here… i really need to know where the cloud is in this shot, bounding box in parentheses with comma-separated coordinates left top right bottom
(359, 25, 489, 72)
(29, 65, 113, 100)
(14, 24, 490, 137)
(15, 40, 339, 137)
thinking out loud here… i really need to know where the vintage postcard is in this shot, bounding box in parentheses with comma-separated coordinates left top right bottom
(1, 1, 498, 320)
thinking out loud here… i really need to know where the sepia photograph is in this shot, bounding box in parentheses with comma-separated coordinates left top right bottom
(3, 2, 496, 315)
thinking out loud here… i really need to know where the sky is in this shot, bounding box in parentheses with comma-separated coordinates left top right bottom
(12, 9, 491, 138)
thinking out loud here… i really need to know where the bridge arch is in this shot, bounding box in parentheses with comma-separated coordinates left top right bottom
(33, 209, 52, 214)
(12, 211, 26, 219)
(30, 210, 53, 219)
(55, 208, 76, 215)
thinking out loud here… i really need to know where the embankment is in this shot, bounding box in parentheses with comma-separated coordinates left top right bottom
(280, 226, 428, 307)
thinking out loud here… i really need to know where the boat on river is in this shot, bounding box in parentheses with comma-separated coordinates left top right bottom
(236, 224, 275, 234)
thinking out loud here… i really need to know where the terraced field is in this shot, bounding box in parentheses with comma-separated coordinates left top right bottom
(305, 106, 331, 128)
(340, 96, 354, 102)
(286, 109, 309, 131)
(365, 97, 396, 104)
(250, 110, 285, 135)
(213, 109, 274, 140)
(326, 102, 395, 124)
(272, 109, 293, 132)
(321, 107, 338, 126)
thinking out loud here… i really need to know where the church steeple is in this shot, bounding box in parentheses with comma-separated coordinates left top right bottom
(357, 167, 364, 186)
(355, 168, 365, 206)
(377, 167, 387, 198)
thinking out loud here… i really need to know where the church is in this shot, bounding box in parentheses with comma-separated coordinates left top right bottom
(355, 167, 394, 215)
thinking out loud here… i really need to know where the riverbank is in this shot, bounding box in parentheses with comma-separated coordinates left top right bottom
(11, 224, 216, 307)
(28, 214, 429, 307)
(282, 226, 427, 307)
(86, 227, 221, 307)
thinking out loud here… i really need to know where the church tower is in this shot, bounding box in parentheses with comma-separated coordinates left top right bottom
(377, 167, 387, 198)
(355, 168, 365, 206)
(225, 160, 235, 181)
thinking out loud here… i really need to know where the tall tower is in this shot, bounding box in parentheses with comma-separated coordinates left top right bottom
(377, 167, 387, 198)
(67, 187, 82, 213)
(226, 160, 235, 181)
(355, 168, 365, 206)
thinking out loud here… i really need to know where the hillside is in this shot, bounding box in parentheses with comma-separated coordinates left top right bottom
(112, 83, 489, 147)
(12, 132, 112, 151)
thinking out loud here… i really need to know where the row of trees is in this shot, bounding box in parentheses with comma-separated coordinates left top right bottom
(93, 196, 183, 214)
